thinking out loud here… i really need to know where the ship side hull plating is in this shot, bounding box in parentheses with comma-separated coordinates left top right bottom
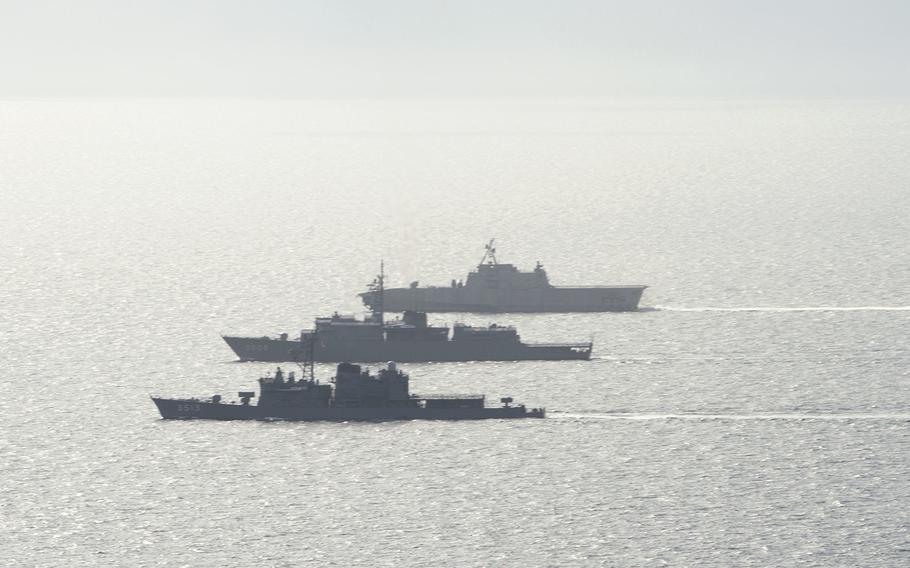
(152, 398, 544, 421)
(363, 285, 646, 313)
(222, 336, 592, 362)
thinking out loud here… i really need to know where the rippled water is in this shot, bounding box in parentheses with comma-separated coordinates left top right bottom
(2, 100, 909, 566)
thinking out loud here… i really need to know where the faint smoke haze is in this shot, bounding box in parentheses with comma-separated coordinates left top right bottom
(1, 0, 908, 98)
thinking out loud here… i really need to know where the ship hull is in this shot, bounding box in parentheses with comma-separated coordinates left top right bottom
(152, 398, 544, 421)
(363, 285, 646, 313)
(222, 335, 592, 363)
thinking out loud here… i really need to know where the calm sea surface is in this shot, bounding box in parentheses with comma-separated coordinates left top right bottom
(1, 99, 909, 567)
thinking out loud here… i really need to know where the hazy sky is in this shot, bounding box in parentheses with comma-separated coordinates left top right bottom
(1, 0, 908, 98)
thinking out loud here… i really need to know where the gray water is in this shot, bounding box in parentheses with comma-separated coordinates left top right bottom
(2, 99, 909, 567)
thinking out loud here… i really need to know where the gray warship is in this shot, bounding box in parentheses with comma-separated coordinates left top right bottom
(359, 241, 646, 313)
(152, 362, 544, 421)
(223, 310, 592, 362)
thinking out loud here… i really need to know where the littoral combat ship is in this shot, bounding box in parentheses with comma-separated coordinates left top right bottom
(360, 240, 646, 313)
(152, 362, 544, 421)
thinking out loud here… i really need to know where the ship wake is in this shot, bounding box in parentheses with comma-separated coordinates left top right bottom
(651, 305, 910, 313)
(552, 411, 910, 421)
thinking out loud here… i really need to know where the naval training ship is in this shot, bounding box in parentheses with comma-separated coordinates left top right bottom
(359, 241, 646, 313)
(152, 362, 544, 421)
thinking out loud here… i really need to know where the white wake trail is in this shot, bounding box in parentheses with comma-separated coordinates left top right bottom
(652, 306, 910, 313)
(554, 412, 910, 421)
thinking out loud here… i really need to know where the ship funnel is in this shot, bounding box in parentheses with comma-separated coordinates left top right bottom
(402, 311, 427, 328)
(387, 361, 398, 372)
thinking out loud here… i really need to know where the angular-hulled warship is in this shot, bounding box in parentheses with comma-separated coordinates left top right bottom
(359, 241, 646, 313)
(152, 362, 544, 421)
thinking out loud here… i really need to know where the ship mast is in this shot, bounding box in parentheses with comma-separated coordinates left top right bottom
(369, 260, 385, 325)
(305, 329, 316, 382)
(479, 239, 498, 265)
(292, 328, 317, 382)
(378, 260, 384, 325)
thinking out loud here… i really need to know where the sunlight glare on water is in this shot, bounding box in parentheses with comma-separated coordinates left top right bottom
(1, 99, 909, 567)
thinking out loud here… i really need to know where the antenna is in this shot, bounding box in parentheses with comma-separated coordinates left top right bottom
(479, 239, 498, 265)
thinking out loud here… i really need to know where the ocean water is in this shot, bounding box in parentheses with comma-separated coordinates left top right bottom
(1, 99, 909, 567)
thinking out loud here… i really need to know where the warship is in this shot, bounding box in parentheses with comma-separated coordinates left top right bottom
(359, 241, 646, 313)
(222, 310, 592, 362)
(151, 362, 544, 421)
